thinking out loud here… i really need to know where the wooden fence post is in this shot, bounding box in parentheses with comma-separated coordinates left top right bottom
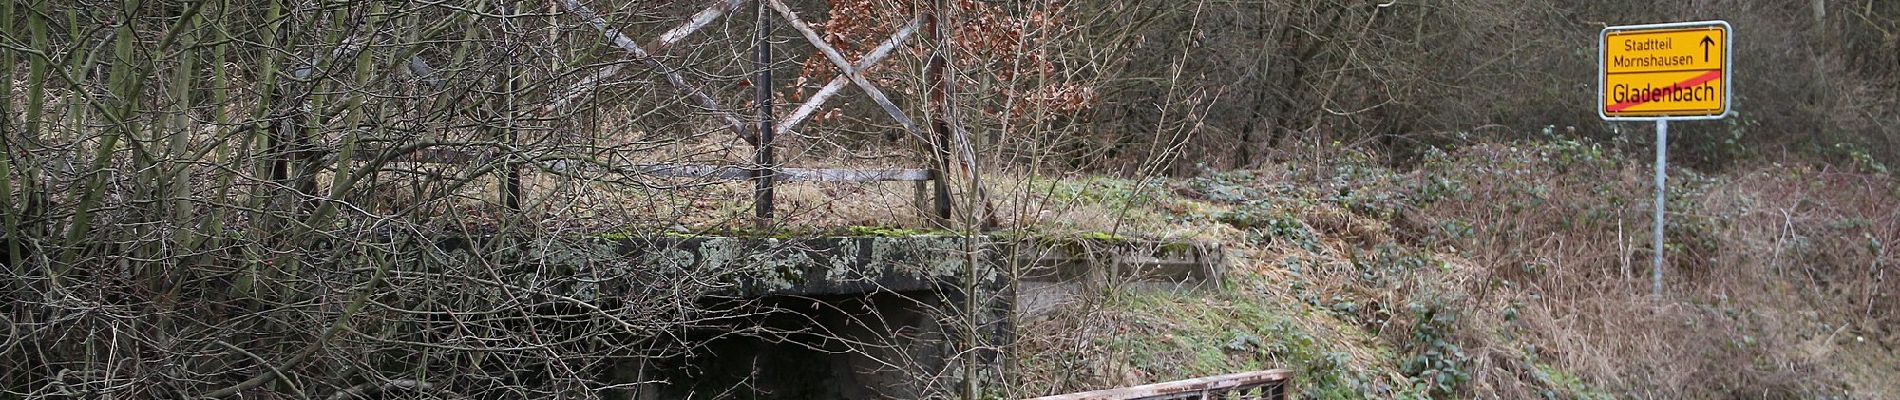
(753, 1, 776, 229)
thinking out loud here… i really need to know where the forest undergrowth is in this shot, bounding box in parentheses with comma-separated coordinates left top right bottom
(1011, 137, 1897, 399)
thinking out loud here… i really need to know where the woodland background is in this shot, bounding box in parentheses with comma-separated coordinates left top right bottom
(0, 0, 1896, 398)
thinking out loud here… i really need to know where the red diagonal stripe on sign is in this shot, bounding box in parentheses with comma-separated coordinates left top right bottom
(1606, 69, 1724, 113)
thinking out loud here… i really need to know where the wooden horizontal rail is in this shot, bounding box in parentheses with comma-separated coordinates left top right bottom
(351, 148, 945, 222)
(620, 163, 934, 182)
(542, 161, 933, 182)
(1025, 370, 1294, 400)
(355, 149, 934, 183)
(778, 167, 934, 182)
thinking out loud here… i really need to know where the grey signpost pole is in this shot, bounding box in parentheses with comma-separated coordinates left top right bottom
(1601, 20, 1729, 299)
(1653, 119, 1667, 298)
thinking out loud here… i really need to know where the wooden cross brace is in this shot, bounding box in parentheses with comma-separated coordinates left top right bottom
(764, 0, 923, 140)
(556, 0, 756, 144)
(555, 0, 928, 145)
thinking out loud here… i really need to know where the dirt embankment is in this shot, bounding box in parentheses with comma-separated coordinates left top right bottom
(1010, 140, 1898, 399)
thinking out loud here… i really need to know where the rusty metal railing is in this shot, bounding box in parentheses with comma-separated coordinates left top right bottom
(1024, 370, 1295, 400)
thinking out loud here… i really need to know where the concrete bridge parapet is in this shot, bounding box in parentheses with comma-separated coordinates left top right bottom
(424, 233, 1219, 399)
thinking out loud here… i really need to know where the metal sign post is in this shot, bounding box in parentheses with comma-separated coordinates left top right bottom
(1599, 20, 1731, 297)
(1652, 119, 1667, 297)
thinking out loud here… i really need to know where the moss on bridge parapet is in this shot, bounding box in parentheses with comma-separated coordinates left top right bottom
(422, 232, 1220, 399)
(609, 235, 995, 297)
(429, 233, 1221, 301)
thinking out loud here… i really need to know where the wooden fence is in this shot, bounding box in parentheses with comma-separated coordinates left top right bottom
(369, 0, 993, 227)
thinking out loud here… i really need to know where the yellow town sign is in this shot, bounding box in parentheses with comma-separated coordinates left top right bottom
(1599, 21, 1730, 120)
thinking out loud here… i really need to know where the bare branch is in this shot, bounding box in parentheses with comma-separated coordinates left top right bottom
(555, 0, 756, 146)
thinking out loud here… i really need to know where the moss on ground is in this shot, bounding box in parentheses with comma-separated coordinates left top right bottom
(1076, 273, 1430, 399)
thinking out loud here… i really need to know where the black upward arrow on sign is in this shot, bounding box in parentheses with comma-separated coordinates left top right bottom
(1700, 35, 1714, 62)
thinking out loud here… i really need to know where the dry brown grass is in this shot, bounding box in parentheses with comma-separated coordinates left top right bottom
(1010, 140, 1898, 398)
(360, 132, 1895, 398)
(1400, 143, 1899, 398)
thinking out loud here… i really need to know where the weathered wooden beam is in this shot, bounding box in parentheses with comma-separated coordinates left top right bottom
(1023, 370, 1294, 400)
(545, 0, 750, 114)
(753, 2, 776, 228)
(353, 147, 935, 183)
(776, 167, 932, 182)
(543, 63, 627, 113)
(659, 0, 747, 47)
(538, 160, 934, 182)
(766, 0, 919, 136)
(623, 163, 753, 180)
(558, 0, 755, 145)
(778, 16, 922, 137)
(924, 2, 997, 228)
(631, 164, 934, 182)
(405, 56, 442, 89)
